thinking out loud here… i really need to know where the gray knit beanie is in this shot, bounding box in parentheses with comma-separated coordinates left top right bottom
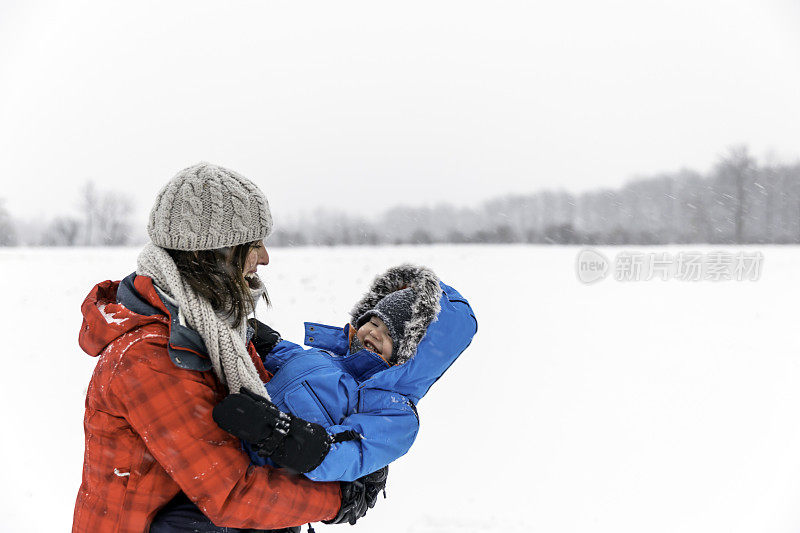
(148, 162, 273, 251)
(356, 288, 416, 357)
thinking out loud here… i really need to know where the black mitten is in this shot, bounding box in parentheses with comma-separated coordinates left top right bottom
(213, 388, 332, 474)
(212, 388, 289, 456)
(267, 413, 333, 474)
(248, 318, 282, 357)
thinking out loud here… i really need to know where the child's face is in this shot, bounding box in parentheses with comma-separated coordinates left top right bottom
(357, 317, 393, 362)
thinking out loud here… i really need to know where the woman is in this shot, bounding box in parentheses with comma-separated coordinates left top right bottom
(73, 163, 372, 532)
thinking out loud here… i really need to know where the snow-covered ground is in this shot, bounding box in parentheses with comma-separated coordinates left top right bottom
(2, 245, 800, 532)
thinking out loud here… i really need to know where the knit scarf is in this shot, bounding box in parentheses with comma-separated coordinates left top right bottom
(137, 243, 269, 399)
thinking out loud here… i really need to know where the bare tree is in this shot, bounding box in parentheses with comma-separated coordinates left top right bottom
(713, 146, 755, 243)
(79, 182, 133, 246)
(0, 199, 17, 246)
(41, 216, 82, 246)
(674, 170, 711, 243)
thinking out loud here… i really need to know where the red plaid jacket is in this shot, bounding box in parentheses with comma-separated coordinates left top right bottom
(73, 275, 340, 532)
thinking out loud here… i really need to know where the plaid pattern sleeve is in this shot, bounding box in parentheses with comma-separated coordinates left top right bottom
(108, 333, 341, 530)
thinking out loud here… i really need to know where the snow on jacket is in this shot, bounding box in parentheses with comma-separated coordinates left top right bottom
(73, 273, 340, 533)
(249, 268, 478, 482)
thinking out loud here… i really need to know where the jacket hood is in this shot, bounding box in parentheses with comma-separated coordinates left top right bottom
(349, 264, 442, 365)
(365, 281, 476, 403)
(79, 276, 169, 357)
(79, 273, 213, 372)
(344, 265, 477, 403)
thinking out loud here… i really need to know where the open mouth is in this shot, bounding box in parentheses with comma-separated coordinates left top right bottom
(364, 340, 379, 354)
(244, 272, 260, 288)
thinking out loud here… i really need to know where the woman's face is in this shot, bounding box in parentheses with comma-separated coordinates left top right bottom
(356, 317, 393, 362)
(243, 240, 269, 280)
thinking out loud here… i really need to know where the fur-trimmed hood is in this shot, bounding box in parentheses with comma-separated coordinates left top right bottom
(345, 265, 477, 403)
(349, 264, 442, 365)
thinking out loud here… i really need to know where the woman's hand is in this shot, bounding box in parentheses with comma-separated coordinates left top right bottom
(362, 466, 388, 509)
(323, 466, 389, 525)
(213, 388, 332, 473)
(248, 318, 282, 357)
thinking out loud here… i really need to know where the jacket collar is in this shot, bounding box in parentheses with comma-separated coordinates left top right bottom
(304, 322, 388, 382)
(339, 349, 389, 382)
(116, 273, 212, 371)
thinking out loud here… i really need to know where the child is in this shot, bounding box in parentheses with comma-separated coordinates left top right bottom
(214, 264, 477, 483)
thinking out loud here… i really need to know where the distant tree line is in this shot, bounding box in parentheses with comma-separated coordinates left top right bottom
(1, 146, 799, 247)
(271, 146, 800, 246)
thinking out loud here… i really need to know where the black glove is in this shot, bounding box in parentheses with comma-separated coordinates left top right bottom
(323, 467, 389, 525)
(248, 318, 282, 357)
(324, 479, 368, 526)
(213, 388, 332, 473)
(363, 465, 388, 509)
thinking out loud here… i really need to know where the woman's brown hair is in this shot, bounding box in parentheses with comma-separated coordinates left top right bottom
(166, 241, 268, 328)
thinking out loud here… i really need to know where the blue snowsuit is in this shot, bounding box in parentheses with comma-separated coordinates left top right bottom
(248, 281, 477, 482)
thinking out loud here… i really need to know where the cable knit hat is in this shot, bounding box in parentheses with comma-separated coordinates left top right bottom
(148, 162, 273, 251)
(356, 288, 416, 357)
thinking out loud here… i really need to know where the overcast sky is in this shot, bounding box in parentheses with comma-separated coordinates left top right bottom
(1, 0, 799, 227)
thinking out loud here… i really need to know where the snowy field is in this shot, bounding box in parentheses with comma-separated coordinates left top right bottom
(2, 244, 800, 532)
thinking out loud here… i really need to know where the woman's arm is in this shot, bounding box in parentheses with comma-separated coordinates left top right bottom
(108, 335, 340, 530)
